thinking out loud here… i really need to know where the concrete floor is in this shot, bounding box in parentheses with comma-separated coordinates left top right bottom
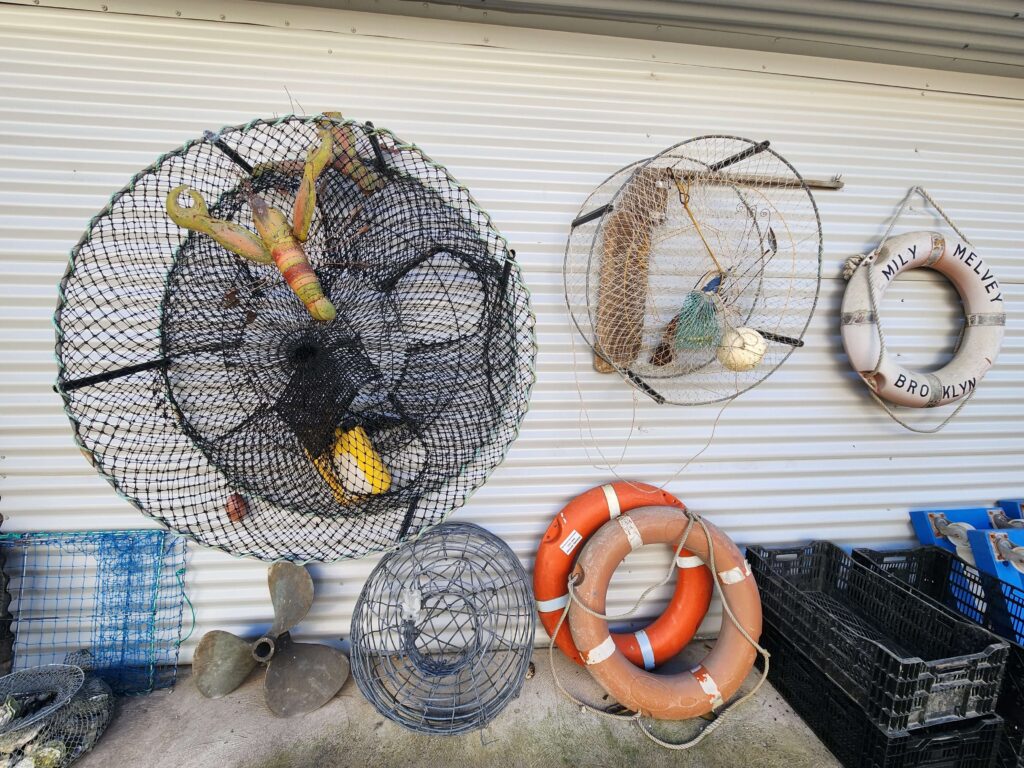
(76, 644, 838, 768)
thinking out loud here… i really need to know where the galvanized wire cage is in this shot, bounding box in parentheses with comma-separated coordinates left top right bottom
(54, 115, 536, 563)
(350, 522, 535, 734)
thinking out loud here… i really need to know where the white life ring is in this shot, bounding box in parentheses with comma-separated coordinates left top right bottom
(841, 231, 1005, 408)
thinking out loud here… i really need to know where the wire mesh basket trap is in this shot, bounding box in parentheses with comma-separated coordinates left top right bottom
(565, 136, 822, 405)
(350, 522, 535, 734)
(55, 115, 535, 562)
(0, 530, 186, 695)
(0, 665, 83, 735)
(0, 662, 114, 768)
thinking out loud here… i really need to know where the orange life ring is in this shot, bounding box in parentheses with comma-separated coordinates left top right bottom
(534, 483, 713, 669)
(569, 506, 761, 720)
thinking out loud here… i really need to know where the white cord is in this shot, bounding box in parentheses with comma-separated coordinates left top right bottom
(570, 320, 736, 495)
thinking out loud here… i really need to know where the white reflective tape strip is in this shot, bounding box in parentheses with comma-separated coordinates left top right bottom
(691, 665, 724, 709)
(536, 594, 569, 613)
(617, 515, 644, 550)
(676, 555, 705, 569)
(602, 484, 621, 519)
(718, 560, 753, 585)
(583, 635, 616, 665)
(635, 630, 656, 670)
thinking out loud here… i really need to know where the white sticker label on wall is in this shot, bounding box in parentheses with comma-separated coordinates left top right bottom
(560, 529, 583, 555)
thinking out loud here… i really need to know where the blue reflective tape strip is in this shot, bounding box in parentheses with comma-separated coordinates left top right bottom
(635, 629, 656, 670)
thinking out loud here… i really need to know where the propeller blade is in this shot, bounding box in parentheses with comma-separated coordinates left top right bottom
(193, 630, 257, 699)
(268, 562, 315, 637)
(263, 636, 350, 717)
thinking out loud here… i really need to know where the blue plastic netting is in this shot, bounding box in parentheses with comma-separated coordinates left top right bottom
(0, 530, 187, 694)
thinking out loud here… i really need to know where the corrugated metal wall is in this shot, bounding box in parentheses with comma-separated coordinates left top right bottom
(333, 0, 1024, 77)
(1, 0, 1022, 660)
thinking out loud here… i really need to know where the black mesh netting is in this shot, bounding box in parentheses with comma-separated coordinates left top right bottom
(55, 116, 535, 562)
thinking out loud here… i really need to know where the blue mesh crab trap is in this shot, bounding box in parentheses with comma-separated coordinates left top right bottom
(0, 530, 187, 695)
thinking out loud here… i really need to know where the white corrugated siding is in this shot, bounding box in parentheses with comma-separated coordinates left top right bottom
(0, 1, 1023, 660)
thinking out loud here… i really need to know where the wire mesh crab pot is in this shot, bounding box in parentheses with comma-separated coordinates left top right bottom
(54, 115, 535, 563)
(0, 662, 115, 768)
(0, 530, 186, 695)
(349, 522, 535, 735)
(565, 136, 822, 405)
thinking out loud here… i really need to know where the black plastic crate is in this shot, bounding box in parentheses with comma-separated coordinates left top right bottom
(748, 541, 1008, 733)
(852, 546, 1024, 768)
(851, 547, 1024, 642)
(760, 620, 1003, 768)
(1002, 739, 1023, 768)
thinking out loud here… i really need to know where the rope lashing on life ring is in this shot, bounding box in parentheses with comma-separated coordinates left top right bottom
(546, 506, 768, 752)
(569, 507, 762, 721)
(840, 188, 1005, 432)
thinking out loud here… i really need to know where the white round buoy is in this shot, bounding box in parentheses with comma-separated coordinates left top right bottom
(717, 327, 767, 372)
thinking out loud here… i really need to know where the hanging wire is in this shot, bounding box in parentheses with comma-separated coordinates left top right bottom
(564, 135, 821, 495)
(175, 569, 196, 647)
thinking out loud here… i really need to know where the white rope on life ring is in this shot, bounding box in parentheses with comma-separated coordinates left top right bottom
(841, 230, 1005, 409)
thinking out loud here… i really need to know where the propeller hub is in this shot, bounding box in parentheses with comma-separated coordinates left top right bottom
(252, 635, 277, 664)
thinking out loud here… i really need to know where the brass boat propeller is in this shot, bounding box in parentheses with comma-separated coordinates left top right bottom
(192, 562, 349, 717)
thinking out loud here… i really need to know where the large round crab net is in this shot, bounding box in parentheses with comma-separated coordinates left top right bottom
(565, 136, 822, 405)
(349, 522, 534, 735)
(55, 116, 535, 562)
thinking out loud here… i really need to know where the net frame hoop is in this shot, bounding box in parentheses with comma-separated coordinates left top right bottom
(0, 664, 85, 734)
(564, 134, 823, 406)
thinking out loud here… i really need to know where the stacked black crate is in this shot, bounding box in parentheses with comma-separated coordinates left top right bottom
(747, 541, 1009, 768)
(854, 545, 1024, 768)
